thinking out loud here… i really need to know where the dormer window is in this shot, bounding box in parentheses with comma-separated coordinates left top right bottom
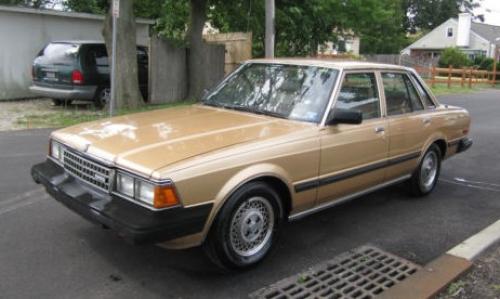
(447, 27, 453, 37)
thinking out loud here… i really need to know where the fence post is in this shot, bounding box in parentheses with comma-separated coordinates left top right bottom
(461, 67, 465, 87)
(431, 66, 436, 88)
(468, 68, 473, 88)
(447, 65, 452, 88)
(493, 59, 497, 87)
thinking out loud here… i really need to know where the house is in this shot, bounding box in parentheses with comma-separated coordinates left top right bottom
(402, 13, 500, 60)
(0, 5, 153, 100)
(319, 33, 361, 56)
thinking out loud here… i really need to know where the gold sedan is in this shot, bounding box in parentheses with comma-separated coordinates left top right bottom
(31, 60, 472, 269)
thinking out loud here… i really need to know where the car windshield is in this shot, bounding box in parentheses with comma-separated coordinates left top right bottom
(35, 43, 79, 65)
(203, 63, 339, 123)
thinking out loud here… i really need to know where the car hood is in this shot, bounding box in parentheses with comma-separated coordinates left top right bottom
(52, 105, 312, 177)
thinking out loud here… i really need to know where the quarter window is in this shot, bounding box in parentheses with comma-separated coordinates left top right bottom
(411, 74, 436, 108)
(335, 73, 381, 120)
(382, 72, 424, 116)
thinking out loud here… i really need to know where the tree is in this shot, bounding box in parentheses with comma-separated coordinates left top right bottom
(403, 0, 483, 33)
(102, 0, 143, 109)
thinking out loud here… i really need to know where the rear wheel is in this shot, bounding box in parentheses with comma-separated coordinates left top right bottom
(94, 87, 110, 109)
(52, 99, 73, 106)
(409, 144, 441, 196)
(51, 99, 63, 106)
(203, 182, 283, 270)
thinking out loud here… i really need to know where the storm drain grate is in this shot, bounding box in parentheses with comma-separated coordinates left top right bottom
(250, 245, 420, 299)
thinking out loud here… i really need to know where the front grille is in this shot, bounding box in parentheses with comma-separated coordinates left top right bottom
(63, 150, 111, 191)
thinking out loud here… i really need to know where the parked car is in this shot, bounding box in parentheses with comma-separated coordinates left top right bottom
(30, 41, 148, 108)
(31, 60, 472, 269)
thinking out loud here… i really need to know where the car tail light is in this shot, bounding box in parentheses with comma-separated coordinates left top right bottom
(72, 70, 84, 84)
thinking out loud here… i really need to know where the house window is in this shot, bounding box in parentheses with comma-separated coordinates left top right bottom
(447, 27, 453, 38)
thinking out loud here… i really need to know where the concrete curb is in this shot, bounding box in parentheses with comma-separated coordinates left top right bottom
(377, 219, 500, 299)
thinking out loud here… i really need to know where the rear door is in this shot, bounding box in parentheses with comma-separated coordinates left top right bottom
(381, 71, 430, 180)
(33, 42, 79, 89)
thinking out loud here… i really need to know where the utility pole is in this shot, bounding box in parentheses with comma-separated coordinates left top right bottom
(265, 0, 275, 58)
(109, 0, 119, 117)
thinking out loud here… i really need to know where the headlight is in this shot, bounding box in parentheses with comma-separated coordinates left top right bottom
(116, 173, 134, 197)
(50, 140, 64, 162)
(115, 172, 180, 209)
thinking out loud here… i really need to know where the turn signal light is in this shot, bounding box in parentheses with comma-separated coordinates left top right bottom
(154, 185, 180, 209)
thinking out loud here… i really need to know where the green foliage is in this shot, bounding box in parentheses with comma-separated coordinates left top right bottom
(438, 48, 472, 68)
(403, 0, 482, 33)
(473, 56, 496, 70)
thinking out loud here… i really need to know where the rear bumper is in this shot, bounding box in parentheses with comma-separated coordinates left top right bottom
(449, 137, 473, 154)
(29, 85, 97, 100)
(31, 159, 213, 245)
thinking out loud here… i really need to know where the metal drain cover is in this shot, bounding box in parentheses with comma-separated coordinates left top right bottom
(250, 245, 420, 299)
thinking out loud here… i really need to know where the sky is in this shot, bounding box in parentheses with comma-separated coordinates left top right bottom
(474, 0, 500, 26)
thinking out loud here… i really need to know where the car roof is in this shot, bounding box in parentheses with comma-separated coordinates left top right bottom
(246, 58, 412, 71)
(50, 40, 105, 45)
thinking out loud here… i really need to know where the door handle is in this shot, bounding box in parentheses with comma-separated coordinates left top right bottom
(374, 127, 385, 133)
(423, 117, 432, 125)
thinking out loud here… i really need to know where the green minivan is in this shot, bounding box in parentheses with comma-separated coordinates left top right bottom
(30, 41, 148, 108)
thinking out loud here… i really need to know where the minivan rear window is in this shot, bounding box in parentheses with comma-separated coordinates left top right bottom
(36, 43, 79, 65)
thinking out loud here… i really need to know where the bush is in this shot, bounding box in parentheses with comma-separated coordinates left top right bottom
(473, 56, 493, 70)
(438, 48, 472, 68)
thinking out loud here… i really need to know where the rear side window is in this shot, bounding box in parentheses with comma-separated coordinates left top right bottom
(335, 73, 380, 120)
(36, 43, 78, 65)
(86, 46, 109, 67)
(411, 74, 436, 108)
(382, 72, 423, 116)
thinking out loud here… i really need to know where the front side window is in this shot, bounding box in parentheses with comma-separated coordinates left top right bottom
(382, 72, 424, 116)
(335, 73, 380, 120)
(204, 63, 338, 123)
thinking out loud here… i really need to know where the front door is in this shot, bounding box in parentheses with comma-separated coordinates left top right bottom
(318, 72, 389, 204)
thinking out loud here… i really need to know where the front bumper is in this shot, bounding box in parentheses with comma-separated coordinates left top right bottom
(29, 85, 97, 100)
(31, 159, 213, 245)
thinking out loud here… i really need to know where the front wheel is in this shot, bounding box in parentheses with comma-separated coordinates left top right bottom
(203, 182, 283, 270)
(409, 144, 441, 196)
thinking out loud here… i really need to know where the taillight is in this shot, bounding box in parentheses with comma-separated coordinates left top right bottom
(72, 70, 84, 84)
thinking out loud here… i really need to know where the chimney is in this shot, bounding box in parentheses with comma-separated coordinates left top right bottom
(457, 13, 472, 47)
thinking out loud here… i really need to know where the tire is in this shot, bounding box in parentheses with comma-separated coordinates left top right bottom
(203, 181, 283, 270)
(94, 87, 110, 109)
(409, 144, 442, 196)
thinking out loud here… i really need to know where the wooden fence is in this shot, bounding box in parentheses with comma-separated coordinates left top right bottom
(415, 65, 499, 89)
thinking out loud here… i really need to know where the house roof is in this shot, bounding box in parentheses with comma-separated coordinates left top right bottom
(470, 22, 500, 44)
(0, 5, 155, 25)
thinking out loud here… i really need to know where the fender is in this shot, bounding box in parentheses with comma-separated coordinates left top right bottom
(200, 163, 294, 239)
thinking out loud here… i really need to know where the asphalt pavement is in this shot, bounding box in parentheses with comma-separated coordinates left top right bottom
(0, 90, 499, 299)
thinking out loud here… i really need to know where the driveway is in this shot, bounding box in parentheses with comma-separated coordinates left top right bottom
(1, 90, 499, 299)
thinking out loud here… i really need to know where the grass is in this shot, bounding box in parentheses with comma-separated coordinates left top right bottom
(16, 101, 194, 129)
(429, 83, 499, 96)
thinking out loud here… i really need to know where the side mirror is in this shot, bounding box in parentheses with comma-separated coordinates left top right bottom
(327, 108, 363, 125)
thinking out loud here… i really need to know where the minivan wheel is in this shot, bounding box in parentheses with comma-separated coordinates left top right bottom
(94, 87, 110, 109)
(52, 99, 73, 106)
(52, 99, 63, 106)
(203, 182, 283, 270)
(409, 144, 441, 196)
